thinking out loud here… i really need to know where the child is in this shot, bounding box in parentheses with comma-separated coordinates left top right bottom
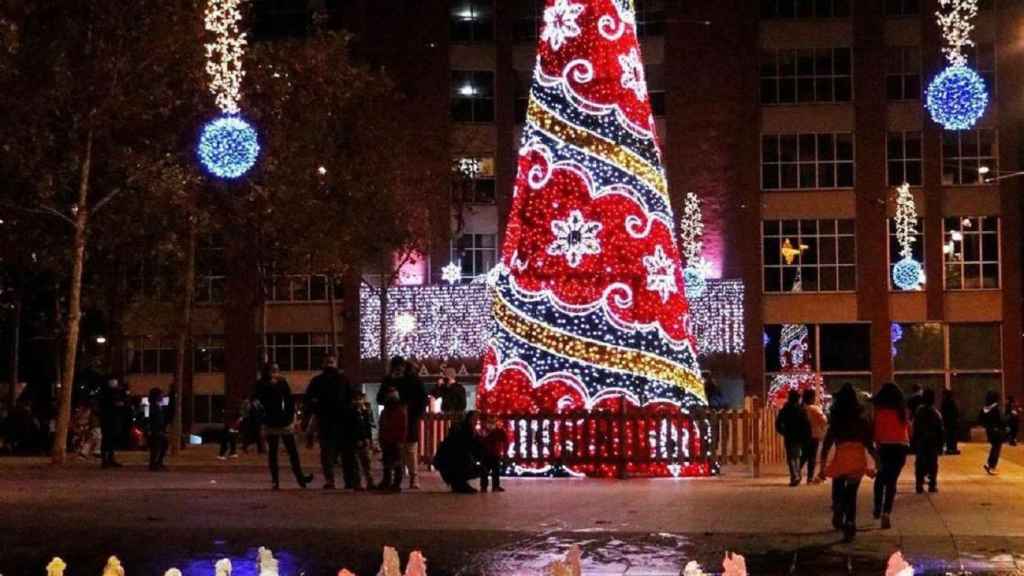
(352, 391, 376, 490)
(147, 388, 168, 471)
(377, 387, 407, 493)
(479, 415, 508, 492)
(218, 415, 240, 460)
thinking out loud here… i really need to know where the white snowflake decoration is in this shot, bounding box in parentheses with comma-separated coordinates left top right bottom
(441, 261, 462, 285)
(541, 0, 585, 52)
(618, 48, 647, 101)
(643, 245, 677, 302)
(547, 209, 602, 268)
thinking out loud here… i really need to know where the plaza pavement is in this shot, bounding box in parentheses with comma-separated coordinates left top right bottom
(1, 442, 1023, 574)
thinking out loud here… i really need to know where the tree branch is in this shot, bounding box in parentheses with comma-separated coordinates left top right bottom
(0, 201, 74, 226)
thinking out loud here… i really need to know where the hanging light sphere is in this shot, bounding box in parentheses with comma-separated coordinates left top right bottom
(925, 65, 989, 131)
(892, 256, 924, 291)
(683, 266, 706, 299)
(197, 115, 260, 179)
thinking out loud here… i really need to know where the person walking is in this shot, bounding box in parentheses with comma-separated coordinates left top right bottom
(818, 383, 877, 543)
(906, 384, 924, 421)
(377, 386, 407, 493)
(980, 391, 1006, 475)
(256, 364, 313, 490)
(218, 414, 240, 460)
(240, 395, 265, 455)
(146, 388, 169, 471)
(940, 388, 961, 455)
(303, 356, 356, 490)
(351, 390, 375, 490)
(99, 379, 125, 469)
(911, 388, 943, 493)
(802, 388, 828, 484)
(1005, 396, 1020, 447)
(775, 390, 811, 486)
(871, 382, 910, 530)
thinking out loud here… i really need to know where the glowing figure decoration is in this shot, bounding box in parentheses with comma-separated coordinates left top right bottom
(478, 0, 712, 478)
(198, 116, 260, 179)
(926, 0, 987, 130)
(892, 183, 924, 290)
(441, 261, 462, 285)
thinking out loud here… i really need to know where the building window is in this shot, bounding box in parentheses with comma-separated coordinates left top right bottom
(762, 219, 856, 293)
(760, 48, 852, 105)
(649, 90, 666, 117)
(450, 1, 493, 43)
(760, 0, 850, 19)
(965, 43, 995, 95)
(893, 322, 1002, 428)
(635, 0, 666, 36)
(453, 234, 497, 280)
(761, 133, 854, 190)
(195, 233, 225, 304)
(513, 0, 544, 43)
(765, 323, 871, 395)
(886, 47, 921, 101)
(888, 217, 925, 290)
(887, 131, 922, 186)
(261, 333, 332, 372)
(942, 129, 996, 186)
(127, 337, 177, 375)
(884, 0, 918, 16)
(193, 335, 225, 374)
(267, 274, 331, 302)
(452, 157, 496, 204)
(451, 71, 495, 123)
(943, 216, 999, 290)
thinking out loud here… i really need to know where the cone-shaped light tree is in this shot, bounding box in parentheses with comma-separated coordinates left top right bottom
(477, 0, 711, 477)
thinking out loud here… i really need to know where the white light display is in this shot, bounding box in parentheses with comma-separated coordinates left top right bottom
(927, 0, 988, 131)
(892, 183, 924, 291)
(360, 279, 744, 360)
(680, 192, 709, 299)
(936, 0, 978, 68)
(441, 262, 462, 285)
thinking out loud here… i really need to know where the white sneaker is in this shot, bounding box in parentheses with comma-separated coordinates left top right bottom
(217, 456, 227, 461)
(229, 453, 239, 459)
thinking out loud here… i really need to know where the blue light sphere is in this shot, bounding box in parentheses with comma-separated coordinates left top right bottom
(925, 65, 988, 131)
(892, 256, 924, 291)
(197, 115, 260, 179)
(683, 266, 706, 299)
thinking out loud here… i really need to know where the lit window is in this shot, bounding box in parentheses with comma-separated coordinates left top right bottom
(886, 47, 921, 101)
(887, 131, 922, 186)
(450, 1, 494, 43)
(451, 71, 495, 123)
(760, 48, 852, 105)
(942, 129, 997, 185)
(943, 216, 999, 290)
(762, 219, 857, 293)
(761, 133, 855, 190)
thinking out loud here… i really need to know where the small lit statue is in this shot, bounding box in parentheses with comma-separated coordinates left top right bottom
(102, 556, 124, 576)
(46, 557, 67, 576)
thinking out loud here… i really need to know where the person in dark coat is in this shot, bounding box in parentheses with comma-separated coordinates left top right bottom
(980, 390, 1006, 475)
(256, 364, 313, 490)
(146, 388, 168, 471)
(911, 389, 943, 493)
(433, 410, 483, 493)
(303, 356, 355, 490)
(99, 379, 125, 468)
(906, 384, 924, 421)
(431, 368, 467, 416)
(940, 388, 960, 455)
(775, 390, 811, 486)
(377, 387, 407, 493)
(1006, 396, 1020, 447)
(399, 359, 428, 489)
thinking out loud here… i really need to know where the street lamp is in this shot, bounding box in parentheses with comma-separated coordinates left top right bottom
(95, 336, 107, 344)
(981, 167, 1024, 183)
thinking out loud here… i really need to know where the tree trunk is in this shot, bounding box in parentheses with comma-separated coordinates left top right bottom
(341, 271, 362, 385)
(171, 214, 197, 455)
(328, 273, 339, 358)
(8, 293, 21, 408)
(52, 130, 92, 465)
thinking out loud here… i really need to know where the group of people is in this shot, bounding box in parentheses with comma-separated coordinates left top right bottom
(247, 354, 507, 494)
(777, 382, 1019, 543)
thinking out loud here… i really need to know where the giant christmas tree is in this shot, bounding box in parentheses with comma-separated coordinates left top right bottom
(478, 0, 712, 476)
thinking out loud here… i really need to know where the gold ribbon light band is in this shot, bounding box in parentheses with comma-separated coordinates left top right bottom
(527, 98, 668, 201)
(492, 292, 705, 401)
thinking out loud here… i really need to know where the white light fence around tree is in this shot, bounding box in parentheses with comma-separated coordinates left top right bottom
(360, 279, 745, 361)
